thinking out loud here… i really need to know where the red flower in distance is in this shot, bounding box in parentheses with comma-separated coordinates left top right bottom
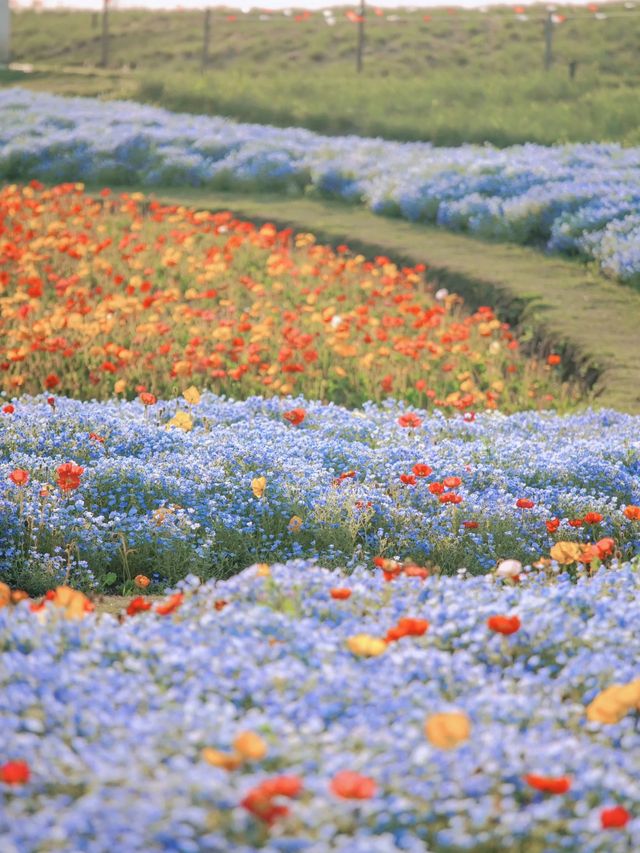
(330, 770, 376, 799)
(412, 464, 432, 478)
(44, 374, 60, 390)
(283, 408, 306, 426)
(56, 462, 84, 492)
(0, 761, 30, 785)
(443, 476, 462, 489)
(584, 512, 603, 524)
(386, 617, 429, 643)
(330, 588, 352, 600)
(596, 537, 615, 558)
(242, 775, 303, 824)
(9, 469, 29, 486)
(403, 565, 429, 579)
(624, 505, 640, 520)
(155, 592, 184, 616)
(463, 521, 479, 529)
(2, 404, 14, 414)
(547, 354, 561, 366)
(439, 492, 463, 504)
(516, 499, 535, 509)
(524, 774, 571, 795)
(397, 413, 422, 428)
(600, 806, 630, 829)
(126, 597, 152, 617)
(487, 615, 521, 635)
(546, 518, 560, 533)
(400, 473, 417, 485)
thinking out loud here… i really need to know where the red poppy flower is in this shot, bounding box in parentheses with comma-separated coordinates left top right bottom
(330, 770, 376, 799)
(624, 505, 640, 521)
(241, 775, 302, 824)
(547, 354, 561, 366)
(56, 462, 84, 492)
(546, 518, 560, 533)
(2, 404, 14, 414)
(583, 512, 603, 524)
(443, 476, 462, 489)
(463, 521, 479, 529)
(155, 592, 184, 616)
(214, 599, 228, 611)
(412, 464, 432, 478)
(44, 374, 60, 390)
(9, 469, 29, 486)
(283, 408, 306, 426)
(397, 413, 422, 428)
(89, 432, 105, 443)
(330, 588, 352, 600)
(516, 499, 535, 509)
(429, 482, 445, 495)
(439, 493, 463, 504)
(595, 537, 615, 558)
(568, 518, 584, 528)
(487, 615, 521, 635)
(139, 392, 157, 406)
(0, 761, 30, 785)
(523, 773, 571, 794)
(403, 565, 429, 579)
(400, 473, 417, 485)
(601, 805, 630, 829)
(126, 596, 152, 616)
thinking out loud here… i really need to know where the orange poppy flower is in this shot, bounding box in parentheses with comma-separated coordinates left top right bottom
(487, 615, 521, 635)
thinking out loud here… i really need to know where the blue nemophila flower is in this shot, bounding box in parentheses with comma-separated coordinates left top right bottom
(0, 395, 639, 591)
(1, 560, 640, 849)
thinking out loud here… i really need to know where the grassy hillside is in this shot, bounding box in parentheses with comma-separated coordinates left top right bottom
(7, 4, 640, 146)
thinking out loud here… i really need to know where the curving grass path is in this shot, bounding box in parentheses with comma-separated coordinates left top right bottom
(133, 189, 640, 414)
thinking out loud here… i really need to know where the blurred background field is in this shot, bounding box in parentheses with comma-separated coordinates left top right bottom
(5, 2, 640, 147)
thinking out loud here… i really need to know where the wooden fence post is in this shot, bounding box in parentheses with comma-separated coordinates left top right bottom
(544, 11, 554, 70)
(202, 8, 211, 70)
(356, 0, 365, 73)
(0, 0, 10, 66)
(100, 0, 109, 68)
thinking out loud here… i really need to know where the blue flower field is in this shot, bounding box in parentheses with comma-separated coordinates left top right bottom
(1, 89, 640, 282)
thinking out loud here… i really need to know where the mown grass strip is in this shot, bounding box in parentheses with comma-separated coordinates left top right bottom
(143, 189, 640, 413)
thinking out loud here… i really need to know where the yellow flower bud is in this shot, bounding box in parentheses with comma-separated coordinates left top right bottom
(288, 515, 303, 533)
(166, 411, 193, 432)
(233, 731, 268, 761)
(347, 634, 387, 657)
(550, 541, 583, 565)
(183, 386, 201, 405)
(251, 477, 267, 499)
(424, 712, 471, 750)
(201, 748, 242, 771)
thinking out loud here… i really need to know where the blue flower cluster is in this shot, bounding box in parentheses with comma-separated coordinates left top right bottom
(1, 394, 639, 590)
(1, 89, 640, 281)
(1, 558, 640, 851)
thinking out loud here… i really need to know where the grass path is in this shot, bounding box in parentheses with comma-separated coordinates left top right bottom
(142, 189, 640, 414)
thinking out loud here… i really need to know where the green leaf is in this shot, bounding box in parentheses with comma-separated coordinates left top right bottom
(103, 572, 118, 587)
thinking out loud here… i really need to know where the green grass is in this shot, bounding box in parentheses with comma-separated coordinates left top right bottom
(140, 188, 640, 413)
(6, 4, 640, 146)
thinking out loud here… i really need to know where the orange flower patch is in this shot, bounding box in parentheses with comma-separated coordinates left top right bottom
(0, 184, 571, 411)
